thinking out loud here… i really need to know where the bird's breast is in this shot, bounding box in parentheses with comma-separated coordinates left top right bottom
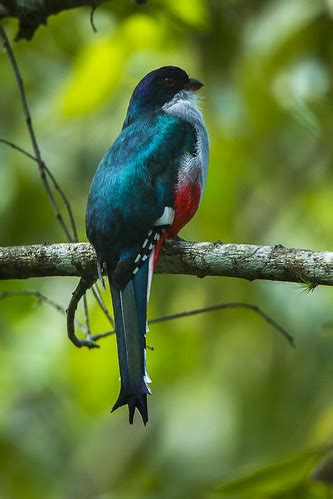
(168, 118, 208, 236)
(151, 179, 201, 268)
(168, 180, 201, 237)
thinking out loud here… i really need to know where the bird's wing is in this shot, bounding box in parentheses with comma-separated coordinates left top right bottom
(86, 112, 197, 288)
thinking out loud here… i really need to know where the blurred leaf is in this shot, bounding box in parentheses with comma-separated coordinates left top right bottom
(166, 0, 208, 28)
(58, 35, 124, 116)
(311, 453, 333, 486)
(57, 15, 163, 117)
(215, 447, 331, 497)
(120, 14, 163, 50)
(244, 0, 322, 58)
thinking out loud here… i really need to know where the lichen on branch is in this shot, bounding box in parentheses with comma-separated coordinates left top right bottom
(0, 239, 332, 288)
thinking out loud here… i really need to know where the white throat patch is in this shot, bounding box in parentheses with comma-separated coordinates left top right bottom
(162, 90, 209, 191)
(162, 90, 204, 127)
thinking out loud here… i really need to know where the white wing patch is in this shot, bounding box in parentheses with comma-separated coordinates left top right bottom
(131, 206, 174, 278)
(131, 227, 162, 277)
(154, 206, 175, 226)
(147, 251, 154, 306)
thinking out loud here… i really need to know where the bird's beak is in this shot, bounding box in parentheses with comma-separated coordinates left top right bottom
(183, 78, 204, 92)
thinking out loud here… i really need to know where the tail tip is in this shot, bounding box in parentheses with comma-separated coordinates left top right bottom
(112, 393, 148, 425)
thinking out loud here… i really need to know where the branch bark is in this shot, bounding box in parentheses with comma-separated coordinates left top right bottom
(0, 239, 332, 287)
(0, 0, 146, 41)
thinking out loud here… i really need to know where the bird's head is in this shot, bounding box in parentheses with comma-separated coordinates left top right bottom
(123, 66, 203, 128)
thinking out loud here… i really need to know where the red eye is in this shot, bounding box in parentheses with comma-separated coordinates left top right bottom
(164, 77, 175, 87)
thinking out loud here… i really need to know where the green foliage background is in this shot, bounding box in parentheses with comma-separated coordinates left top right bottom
(1, 1, 333, 497)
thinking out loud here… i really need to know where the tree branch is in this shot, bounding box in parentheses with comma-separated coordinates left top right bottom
(0, 0, 147, 41)
(0, 239, 332, 287)
(66, 276, 99, 348)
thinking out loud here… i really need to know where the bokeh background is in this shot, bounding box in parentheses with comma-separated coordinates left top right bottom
(1, 0, 333, 497)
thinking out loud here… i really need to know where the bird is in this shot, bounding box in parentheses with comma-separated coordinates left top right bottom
(86, 66, 209, 425)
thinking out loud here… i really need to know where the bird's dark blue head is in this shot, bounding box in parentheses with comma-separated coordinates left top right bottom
(123, 66, 203, 128)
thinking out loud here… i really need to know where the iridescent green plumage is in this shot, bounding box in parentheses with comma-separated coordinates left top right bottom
(86, 66, 207, 424)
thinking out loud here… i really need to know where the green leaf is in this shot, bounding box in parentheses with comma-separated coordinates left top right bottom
(56, 15, 163, 117)
(214, 447, 331, 497)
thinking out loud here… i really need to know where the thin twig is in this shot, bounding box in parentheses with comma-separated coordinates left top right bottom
(0, 288, 293, 348)
(89, 301, 295, 348)
(67, 277, 99, 348)
(0, 24, 74, 242)
(90, 326, 151, 347)
(0, 290, 86, 332)
(42, 165, 78, 242)
(83, 294, 92, 338)
(90, 329, 114, 342)
(0, 138, 37, 161)
(0, 138, 79, 242)
(92, 283, 114, 326)
(90, 4, 98, 33)
(149, 302, 295, 347)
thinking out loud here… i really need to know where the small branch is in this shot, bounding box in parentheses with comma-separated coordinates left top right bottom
(66, 277, 99, 348)
(89, 301, 293, 348)
(89, 329, 114, 342)
(1, 241, 333, 289)
(83, 293, 92, 339)
(0, 289, 66, 314)
(0, 0, 147, 41)
(149, 302, 294, 347)
(43, 165, 78, 242)
(90, 3, 98, 33)
(0, 24, 75, 243)
(0, 138, 79, 242)
(92, 283, 114, 326)
(1, 290, 290, 349)
(0, 289, 86, 331)
(0, 138, 37, 161)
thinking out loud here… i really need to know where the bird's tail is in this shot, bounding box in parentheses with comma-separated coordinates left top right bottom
(108, 258, 151, 424)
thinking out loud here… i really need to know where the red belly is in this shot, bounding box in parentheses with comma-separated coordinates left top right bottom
(168, 181, 201, 237)
(153, 181, 201, 267)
